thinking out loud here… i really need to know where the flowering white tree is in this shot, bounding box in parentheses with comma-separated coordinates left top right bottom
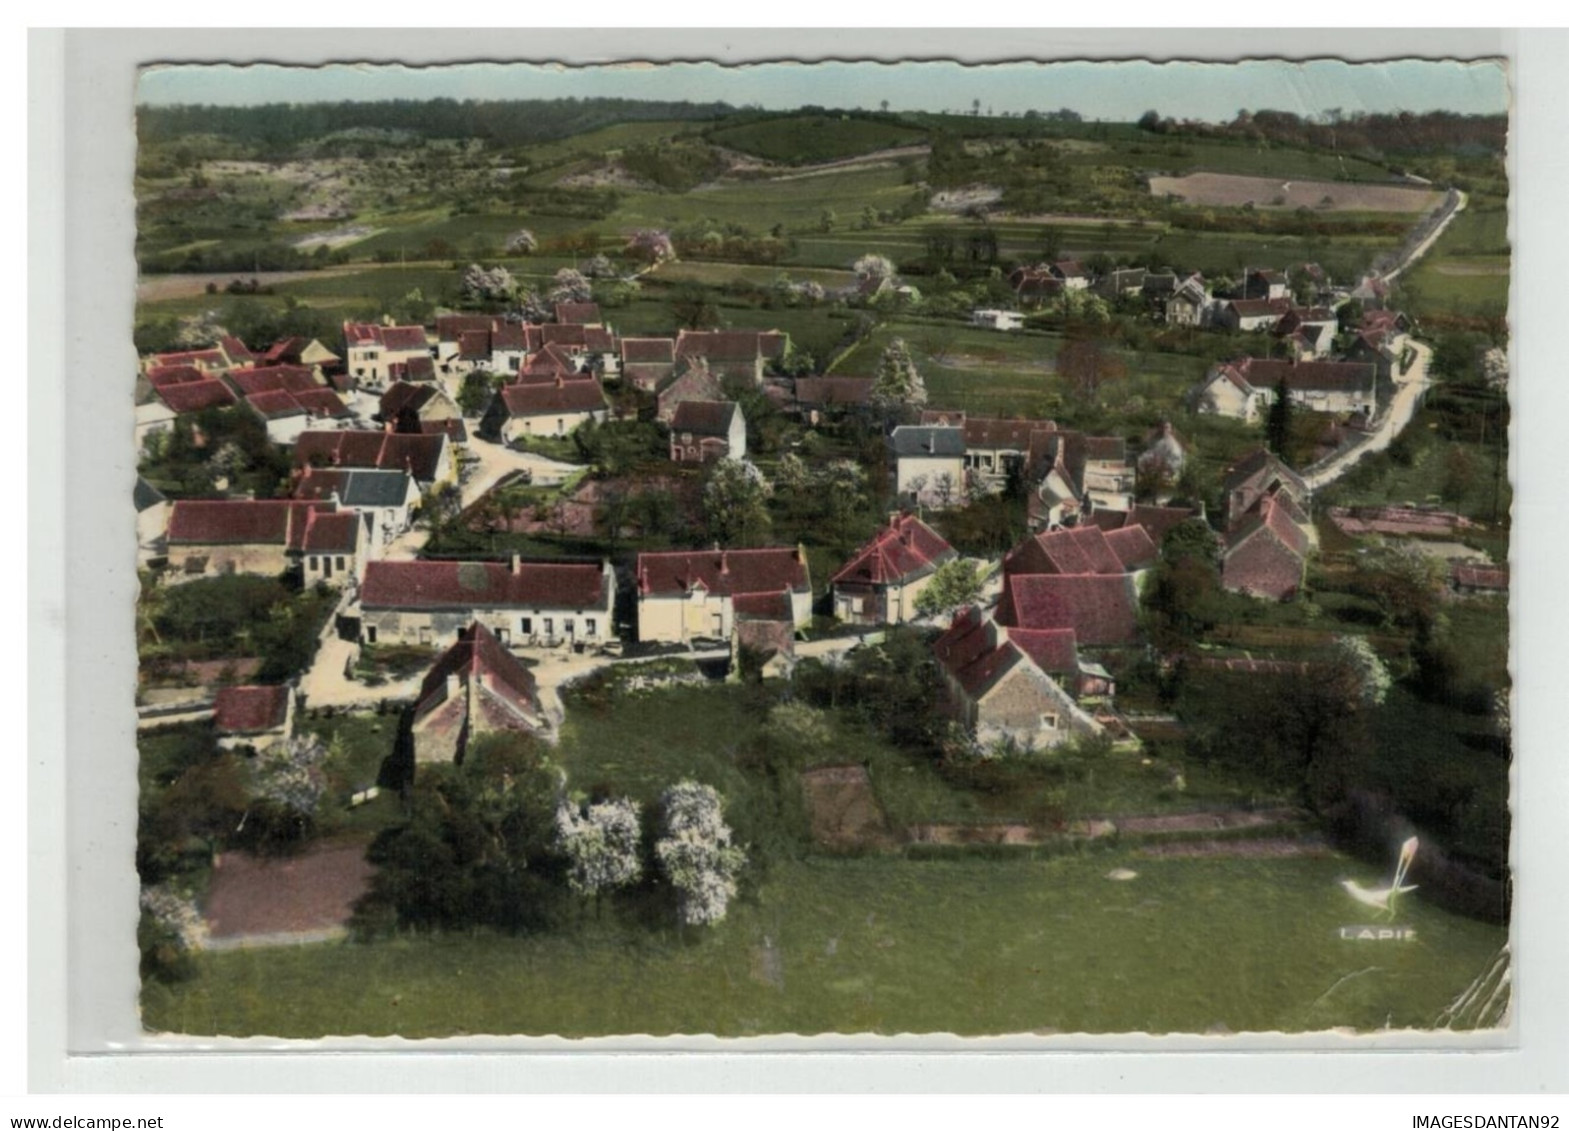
(853, 253, 897, 287)
(505, 228, 538, 255)
(582, 253, 617, 279)
(870, 337, 927, 415)
(655, 781, 746, 928)
(140, 883, 208, 952)
(550, 268, 594, 304)
(251, 733, 329, 818)
(555, 797, 644, 900)
(462, 263, 518, 303)
(626, 229, 677, 265)
(703, 457, 773, 546)
(1333, 635, 1393, 707)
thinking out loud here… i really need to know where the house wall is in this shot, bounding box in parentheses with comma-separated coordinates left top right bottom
(168, 542, 290, 583)
(1222, 535, 1305, 601)
(349, 345, 431, 390)
(976, 665, 1100, 748)
(411, 693, 466, 765)
(362, 587, 614, 650)
(501, 407, 607, 441)
(637, 592, 733, 644)
(137, 502, 169, 560)
(1199, 378, 1258, 422)
(897, 455, 967, 507)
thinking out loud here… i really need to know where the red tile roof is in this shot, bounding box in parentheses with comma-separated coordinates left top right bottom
(146, 365, 206, 388)
(516, 343, 582, 380)
(344, 322, 428, 353)
(733, 591, 794, 621)
(934, 607, 1020, 698)
(555, 302, 602, 325)
(1103, 525, 1159, 571)
(794, 377, 874, 407)
(360, 559, 609, 611)
(622, 337, 676, 364)
(301, 510, 362, 554)
(245, 390, 309, 419)
(228, 365, 318, 397)
(1007, 627, 1080, 675)
(498, 378, 606, 417)
(151, 348, 227, 370)
(637, 547, 808, 599)
(996, 573, 1139, 645)
(213, 684, 291, 735)
(379, 381, 443, 419)
(1452, 562, 1509, 591)
(168, 499, 333, 549)
(293, 431, 449, 482)
(220, 335, 256, 363)
(832, 514, 956, 588)
(1229, 357, 1377, 395)
(155, 380, 237, 413)
(669, 400, 740, 438)
(675, 329, 775, 364)
(414, 622, 540, 725)
(540, 323, 587, 349)
(1005, 526, 1126, 577)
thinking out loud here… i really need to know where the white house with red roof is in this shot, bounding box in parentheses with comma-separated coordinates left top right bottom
(933, 606, 1103, 749)
(409, 623, 549, 765)
(635, 546, 812, 645)
(1197, 357, 1379, 422)
(830, 513, 957, 626)
(343, 321, 432, 391)
(357, 556, 616, 651)
(479, 375, 608, 441)
(292, 430, 455, 489)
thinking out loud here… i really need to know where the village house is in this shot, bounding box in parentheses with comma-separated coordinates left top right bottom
(1196, 357, 1379, 422)
(142, 346, 231, 375)
(291, 466, 421, 553)
(995, 556, 1142, 647)
(668, 400, 746, 464)
(537, 322, 619, 376)
(933, 606, 1103, 749)
(635, 546, 812, 645)
(655, 358, 725, 424)
(379, 381, 465, 439)
(357, 556, 617, 650)
(1220, 491, 1313, 601)
(554, 301, 604, 327)
(1024, 429, 1135, 530)
(920, 412, 1042, 492)
(673, 329, 787, 387)
(1095, 267, 1148, 300)
(889, 425, 968, 509)
(1164, 274, 1212, 327)
(830, 512, 957, 626)
(1451, 562, 1509, 597)
(793, 377, 874, 423)
(970, 309, 1026, 332)
(480, 376, 608, 442)
(1049, 260, 1091, 291)
(1218, 297, 1291, 333)
(1136, 420, 1188, 500)
(146, 366, 239, 416)
(620, 337, 677, 392)
(292, 429, 455, 490)
(164, 498, 367, 586)
(227, 364, 352, 444)
(342, 321, 432, 391)
(260, 336, 341, 377)
(1222, 448, 1311, 529)
(1242, 268, 1290, 302)
(1083, 502, 1200, 547)
(1004, 523, 1158, 584)
(434, 314, 529, 379)
(1272, 306, 1340, 360)
(213, 684, 295, 753)
(1010, 266, 1064, 308)
(408, 623, 549, 766)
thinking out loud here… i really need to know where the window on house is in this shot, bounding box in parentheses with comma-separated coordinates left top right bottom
(585, 618, 597, 636)
(543, 617, 554, 637)
(335, 556, 346, 571)
(557, 419, 564, 432)
(309, 556, 319, 570)
(365, 626, 377, 644)
(418, 626, 432, 645)
(521, 617, 533, 635)
(1041, 713, 1059, 730)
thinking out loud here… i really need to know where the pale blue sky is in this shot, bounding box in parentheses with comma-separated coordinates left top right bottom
(138, 58, 1509, 122)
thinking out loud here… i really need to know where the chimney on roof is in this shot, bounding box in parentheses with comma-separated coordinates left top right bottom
(510, 553, 521, 575)
(719, 553, 730, 577)
(384, 419, 395, 434)
(555, 374, 565, 388)
(889, 512, 901, 529)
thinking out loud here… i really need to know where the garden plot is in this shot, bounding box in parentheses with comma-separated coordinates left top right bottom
(1149, 172, 1440, 213)
(801, 764, 894, 851)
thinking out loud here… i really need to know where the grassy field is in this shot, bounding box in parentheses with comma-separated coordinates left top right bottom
(141, 849, 1506, 1038)
(707, 115, 928, 165)
(1398, 197, 1510, 322)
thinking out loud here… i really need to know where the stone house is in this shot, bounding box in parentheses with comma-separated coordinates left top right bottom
(292, 430, 455, 491)
(1221, 448, 1311, 529)
(357, 556, 616, 650)
(830, 513, 957, 626)
(480, 376, 608, 441)
(635, 546, 812, 645)
(620, 337, 677, 392)
(995, 569, 1141, 647)
(668, 400, 746, 464)
(379, 382, 464, 435)
(408, 623, 548, 766)
(673, 329, 788, 387)
(655, 358, 726, 423)
(933, 606, 1102, 749)
(1220, 492, 1312, 601)
(792, 377, 874, 422)
(165, 498, 365, 586)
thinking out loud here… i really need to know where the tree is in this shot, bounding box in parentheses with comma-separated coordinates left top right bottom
(914, 559, 984, 616)
(853, 254, 896, 287)
(1331, 635, 1392, 708)
(549, 268, 593, 304)
(244, 734, 329, 848)
(554, 797, 643, 904)
(505, 229, 538, 255)
(869, 337, 927, 418)
(458, 370, 502, 416)
(655, 782, 746, 928)
(461, 263, 517, 304)
(671, 285, 719, 330)
(1137, 109, 1162, 132)
(702, 458, 773, 546)
(1265, 377, 1295, 459)
(626, 228, 676, 265)
(1056, 335, 1124, 406)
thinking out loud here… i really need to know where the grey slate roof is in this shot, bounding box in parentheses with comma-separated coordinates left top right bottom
(889, 425, 966, 458)
(294, 468, 415, 508)
(134, 476, 167, 513)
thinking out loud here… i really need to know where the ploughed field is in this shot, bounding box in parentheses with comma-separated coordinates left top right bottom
(1148, 172, 1442, 213)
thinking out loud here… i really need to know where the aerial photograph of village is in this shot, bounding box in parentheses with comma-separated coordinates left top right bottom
(130, 56, 1512, 1039)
